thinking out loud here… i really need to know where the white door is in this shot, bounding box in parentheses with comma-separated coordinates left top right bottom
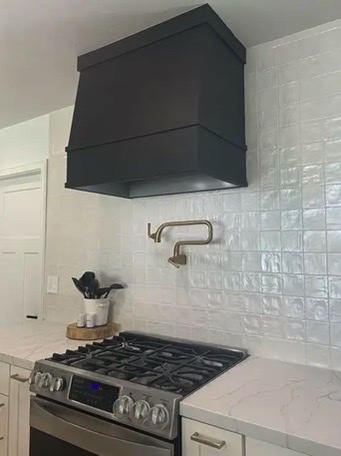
(0, 163, 46, 323)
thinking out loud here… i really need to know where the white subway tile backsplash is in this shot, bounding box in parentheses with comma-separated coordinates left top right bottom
(261, 211, 281, 230)
(325, 140, 341, 161)
(303, 209, 326, 230)
(304, 231, 326, 251)
(257, 45, 276, 70)
(329, 277, 341, 298)
(300, 120, 324, 144)
(263, 295, 283, 316)
(44, 20, 341, 370)
(326, 162, 341, 184)
(328, 254, 341, 275)
(285, 319, 305, 341)
(305, 275, 328, 298)
(306, 321, 330, 345)
(327, 207, 341, 229)
(280, 189, 302, 209)
(306, 298, 329, 321)
(261, 231, 281, 251)
(261, 253, 281, 273)
(278, 62, 300, 85)
(302, 186, 325, 208)
(326, 184, 341, 206)
(283, 274, 304, 296)
(304, 253, 327, 275)
(282, 231, 303, 251)
(282, 253, 304, 274)
(301, 143, 324, 165)
(330, 323, 341, 347)
(283, 296, 305, 319)
(279, 145, 300, 167)
(261, 274, 282, 294)
(281, 210, 303, 230)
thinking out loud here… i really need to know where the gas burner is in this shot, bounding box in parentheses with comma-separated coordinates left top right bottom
(48, 332, 247, 395)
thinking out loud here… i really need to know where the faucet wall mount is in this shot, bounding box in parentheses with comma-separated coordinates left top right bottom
(147, 220, 213, 268)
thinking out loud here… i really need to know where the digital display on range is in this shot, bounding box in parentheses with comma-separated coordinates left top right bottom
(69, 376, 120, 412)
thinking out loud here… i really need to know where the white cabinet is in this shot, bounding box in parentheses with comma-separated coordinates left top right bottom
(246, 438, 305, 456)
(0, 394, 9, 456)
(8, 366, 31, 456)
(0, 363, 10, 397)
(182, 418, 244, 456)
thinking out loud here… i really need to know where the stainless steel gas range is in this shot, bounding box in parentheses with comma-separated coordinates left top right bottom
(29, 332, 248, 456)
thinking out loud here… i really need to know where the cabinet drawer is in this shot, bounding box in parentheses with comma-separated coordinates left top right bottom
(183, 418, 244, 456)
(0, 362, 10, 396)
(10, 366, 31, 384)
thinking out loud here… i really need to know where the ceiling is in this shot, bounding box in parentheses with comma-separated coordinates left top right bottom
(1, 0, 341, 129)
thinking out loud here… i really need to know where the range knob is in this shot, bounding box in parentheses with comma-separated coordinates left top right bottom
(130, 400, 150, 424)
(36, 372, 53, 389)
(28, 371, 38, 385)
(149, 404, 170, 429)
(113, 396, 134, 418)
(49, 377, 65, 392)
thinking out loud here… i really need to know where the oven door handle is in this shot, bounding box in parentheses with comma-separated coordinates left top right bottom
(30, 397, 172, 456)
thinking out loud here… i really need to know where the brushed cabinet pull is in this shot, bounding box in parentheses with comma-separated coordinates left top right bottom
(10, 373, 30, 383)
(0, 402, 5, 440)
(191, 432, 226, 449)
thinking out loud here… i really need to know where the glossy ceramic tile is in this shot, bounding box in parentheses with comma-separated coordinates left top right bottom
(42, 20, 341, 371)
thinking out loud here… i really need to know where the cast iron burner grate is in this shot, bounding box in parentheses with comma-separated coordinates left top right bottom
(48, 332, 246, 396)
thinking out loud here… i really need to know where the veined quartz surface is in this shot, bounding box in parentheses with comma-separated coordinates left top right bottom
(181, 357, 341, 456)
(0, 321, 81, 369)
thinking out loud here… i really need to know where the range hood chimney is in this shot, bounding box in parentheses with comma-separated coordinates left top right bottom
(66, 4, 247, 198)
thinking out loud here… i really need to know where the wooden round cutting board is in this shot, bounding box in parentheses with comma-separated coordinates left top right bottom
(66, 322, 117, 340)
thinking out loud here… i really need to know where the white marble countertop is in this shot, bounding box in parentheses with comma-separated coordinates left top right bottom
(0, 321, 81, 370)
(180, 357, 341, 456)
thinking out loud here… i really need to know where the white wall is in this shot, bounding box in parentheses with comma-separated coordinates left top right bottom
(44, 106, 131, 323)
(0, 115, 49, 170)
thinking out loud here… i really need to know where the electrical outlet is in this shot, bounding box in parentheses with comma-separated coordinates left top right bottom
(47, 275, 59, 294)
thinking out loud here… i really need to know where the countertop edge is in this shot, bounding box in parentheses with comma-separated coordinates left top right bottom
(0, 353, 35, 370)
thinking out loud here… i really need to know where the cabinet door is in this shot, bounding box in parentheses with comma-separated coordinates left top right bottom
(0, 363, 10, 397)
(246, 438, 305, 456)
(182, 418, 244, 456)
(8, 367, 31, 456)
(0, 394, 9, 456)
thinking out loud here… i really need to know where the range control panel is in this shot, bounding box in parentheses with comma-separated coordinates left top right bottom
(69, 376, 120, 412)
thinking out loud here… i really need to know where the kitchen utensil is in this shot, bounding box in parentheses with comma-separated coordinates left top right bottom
(72, 277, 86, 297)
(103, 283, 124, 298)
(96, 287, 110, 298)
(79, 272, 96, 298)
(87, 277, 98, 299)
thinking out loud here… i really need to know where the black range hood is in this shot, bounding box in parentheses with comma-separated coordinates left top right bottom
(66, 4, 247, 198)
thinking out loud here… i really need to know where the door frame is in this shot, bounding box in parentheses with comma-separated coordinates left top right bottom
(0, 160, 48, 321)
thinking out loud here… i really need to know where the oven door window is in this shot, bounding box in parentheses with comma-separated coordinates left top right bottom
(30, 397, 174, 456)
(31, 428, 94, 456)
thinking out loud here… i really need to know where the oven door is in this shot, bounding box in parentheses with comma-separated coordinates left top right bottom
(30, 397, 174, 456)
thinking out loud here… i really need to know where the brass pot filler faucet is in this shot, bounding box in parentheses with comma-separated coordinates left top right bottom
(147, 220, 214, 268)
